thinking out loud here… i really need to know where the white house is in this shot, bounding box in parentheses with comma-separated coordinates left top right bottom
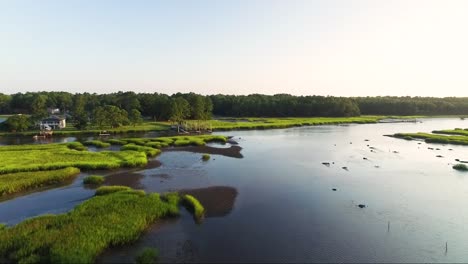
(39, 115, 66, 130)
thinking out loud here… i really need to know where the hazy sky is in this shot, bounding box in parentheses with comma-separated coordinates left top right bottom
(1, 0, 468, 96)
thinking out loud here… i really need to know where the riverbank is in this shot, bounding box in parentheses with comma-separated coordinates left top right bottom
(0, 115, 413, 137)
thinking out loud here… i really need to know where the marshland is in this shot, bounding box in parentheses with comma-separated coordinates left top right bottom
(0, 117, 468, 263)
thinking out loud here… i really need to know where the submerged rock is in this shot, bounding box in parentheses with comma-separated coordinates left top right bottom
(363, 157, 368, 160)
(436, 155, 443, 158)
(358, 204, 366, 209)
(322, 162, 331, 167)
(332, 188, 337, 191)
(342, 167, 348, 171)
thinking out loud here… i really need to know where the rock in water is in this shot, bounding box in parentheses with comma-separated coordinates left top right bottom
(358, 204, 366, 208)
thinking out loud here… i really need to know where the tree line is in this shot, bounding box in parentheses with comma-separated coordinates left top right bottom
(1, 92, 468, 131)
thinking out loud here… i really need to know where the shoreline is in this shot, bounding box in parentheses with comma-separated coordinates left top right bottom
(0, 115, 465, 138)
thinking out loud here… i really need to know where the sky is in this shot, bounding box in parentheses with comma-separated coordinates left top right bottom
(1, 0, 468, 96)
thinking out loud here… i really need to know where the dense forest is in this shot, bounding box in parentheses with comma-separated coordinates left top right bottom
(1, 92, 468, 124)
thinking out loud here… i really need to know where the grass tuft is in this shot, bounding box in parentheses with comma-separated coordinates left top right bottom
(83, 140, 111, 148)
(182, 194, 205, 221)
(135, 247, 159, 264)
(202, 154, 210, 161)
(83, 175, 105, 185)
(95, 185, 132, 196)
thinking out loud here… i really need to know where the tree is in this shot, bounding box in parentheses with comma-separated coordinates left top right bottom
(30, 94, 48, 121)
(129, 109, 143, 126)
(72, 95, 89, 129)
(92, 105, 129, 128)
(169, 97, 190, 131)
(5, 115, 30, 132)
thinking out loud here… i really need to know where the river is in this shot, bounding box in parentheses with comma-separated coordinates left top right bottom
(1, 118, 468, 262)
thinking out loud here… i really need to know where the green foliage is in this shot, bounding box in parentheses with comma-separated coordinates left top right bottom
(169, 97, 191, 124)
(83, 175, 105, 185)
(4, 114, 30, 132)
(95, 185, 131, 196)
(0, 223, 6, 231)
(0, 188, 181, 264)
(202, 154, 210, 161)
(182, 194, 205, 221)
(0, 167, 80, 197)
(135, 247, 159, 264)
(121, 144, 161, 157)
(129, 109, 144, 126)
(83, 140, 111, 148)
(453, 164, 468, 171)
(93, 105, 129, 128)
(0, 143, 147, 174)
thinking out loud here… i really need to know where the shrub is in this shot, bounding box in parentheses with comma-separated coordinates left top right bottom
(83, 175, 105, 185)
(135, 247, 159, 264)
(95, 185, 131, 196)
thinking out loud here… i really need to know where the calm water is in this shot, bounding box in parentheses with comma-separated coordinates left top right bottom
(2, 118, 468, 262)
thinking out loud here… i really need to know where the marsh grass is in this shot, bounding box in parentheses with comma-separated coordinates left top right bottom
(453, 164, 468, 171)
(0, 188, 182, 264)
(95, 185, 132, 196)
(0, 167, 80, 197)
(83, 140, 111, 148)
(394, 132, 468, 146)
(106, 139, 128, 145)
(135, 247, 159, 264)
(210, 116, 385, 131)
(202, 154, 210, 161)
(121, 144, 161, 157)
(0, 143, 147, 174)
(183, 194, 205, 221)
(117, 135, 227, 149)
(83, 175, 105, 185)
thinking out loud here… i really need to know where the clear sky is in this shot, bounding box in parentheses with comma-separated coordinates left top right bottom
(1, 0, 468, 96)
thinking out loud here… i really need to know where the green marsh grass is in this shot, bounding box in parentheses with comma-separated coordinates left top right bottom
(0, 143, 148, 174)
(0, 167, 80, 197)
(210, 116, 386, 131)
(135, 247, 159, 264)
(83, 175, 105, 185)
(0, 188, 182, 264)
(95, 185, 132, 196)
(183, 194, 205, 221)
(106, 139, 128, 145)
(83, 140, 111, 148)
(121, 144, 161, 157)
(393, 132, 468, 146)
